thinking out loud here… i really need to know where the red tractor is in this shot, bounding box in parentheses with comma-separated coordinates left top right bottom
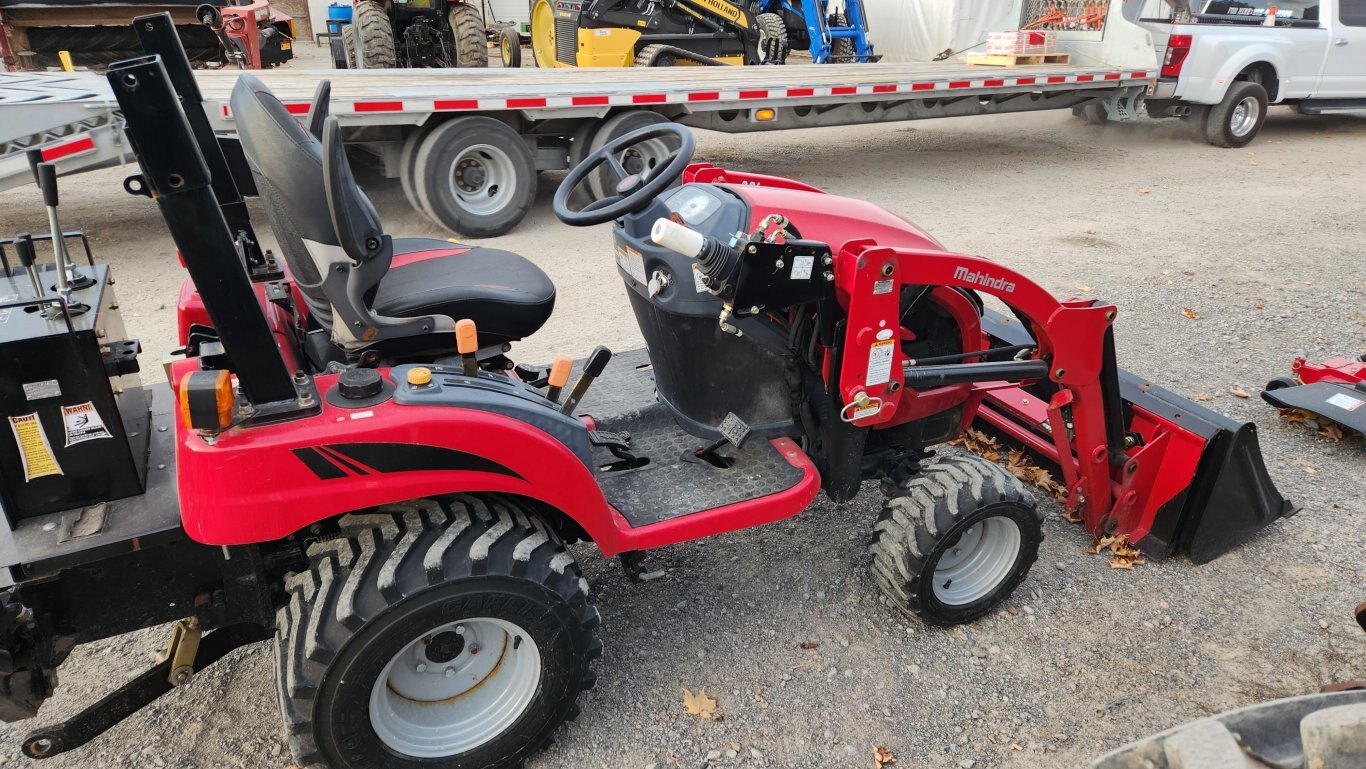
(0, 13, 1291, 769)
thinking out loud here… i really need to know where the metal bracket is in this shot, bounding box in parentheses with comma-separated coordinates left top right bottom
(1101, 86, 1146, 122)
(156, 617, 202, 686)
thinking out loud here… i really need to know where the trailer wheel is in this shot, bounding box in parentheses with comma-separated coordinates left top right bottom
(1076, 101, 1109, 125)
(276, 496, 600, 769)
(870, 455, 1043, 625)
(413, 116, 537, 237)
(351, 0, 397, 68)
(449, 3, 489, 68)
(585, 110, 675, 200)
(499, 27, 522, 68)
(1203, 81, 1267, 148)
(755, 13, 788, 64)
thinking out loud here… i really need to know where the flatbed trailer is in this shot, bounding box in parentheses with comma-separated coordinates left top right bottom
(3, 0, 1159, 234)
(0, 71, 126, 193)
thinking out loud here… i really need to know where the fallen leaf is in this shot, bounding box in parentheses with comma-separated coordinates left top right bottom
(1181, 307, 1199, 319)
(874, 746, 898, 768)
(1304, 466, 1317, 476)
(1229, 387, 1251, 399)
(1254, 299, 1264, 309)
(1182, 271, 1195, 277)
(683, 688, 719, 720)
(1084, 229, 1096, 235)
(1137, 187, 1151, 194)
(799, 641, 819, 650)
(1194, 393, 1213, 402)
(1109, 557, 1135, 570)
(1076, 284, 1093, 292)
(1090, 534, 1144, 569)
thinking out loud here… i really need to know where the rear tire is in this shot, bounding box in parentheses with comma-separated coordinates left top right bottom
(499, 26, 522, 68)
(449, 3, 489, 68)
(413, 116, 537, 237)
(352, 0, 396, 68)
(828, 12, 855, 62)
(1077, 100, 1108, 125)
(871, 455, 1043, 625)
(585, 110, 674, 200)
(1203, 81, 1267, 148)
(755, 13, 788, 64)
(529, 0, 557, 67)
(277, 496, 600, 769)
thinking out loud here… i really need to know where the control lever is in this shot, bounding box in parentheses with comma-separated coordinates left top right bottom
(27, 152, 94, 291)
(545, 356, 572, 403)
(559, 346, 612, 416)
(13, 234, 46, 300)
(455, 319, 479, 376)
(650, 218, 744, 336)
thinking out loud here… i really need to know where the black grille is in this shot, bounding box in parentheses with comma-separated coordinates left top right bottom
(555, 14, 577, 65)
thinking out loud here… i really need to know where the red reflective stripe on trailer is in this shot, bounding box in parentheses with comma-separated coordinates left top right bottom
(1015, 77, 1037, 85)
(435, 99, 479, 110)
(739, 90, 769, 99)
(1076, 75, 1094, 82)
(507, 97, 547, 108)
(688, 92, 721, 101)
(832, 86, 856, 95)
(222, 105, 231, 118)
(983, 79, 1004, 87)
(786, 87, 814, 97)
(872, 84, 896, 93)
(948, 80, 971, 89)
(911, 82, 935, 91)
(632, 93, 667, 104)
(40, 136, 96, 162)
(285, 103, 310, 115)
(572, 95, 610, 106)
(1047, 76, 1067, 83)
(354, 101, 404, 112)
(1103, 73, 1121, 80)
(1131, 71, 1149, 78)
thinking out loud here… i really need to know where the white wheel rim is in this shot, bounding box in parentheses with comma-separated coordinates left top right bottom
(618, 137, 673, 182)
(932, 516, 1022, 606)
(369, 617, 541, 758)
(447, 143, 517, 217)
(1230, 96, 1260, 137)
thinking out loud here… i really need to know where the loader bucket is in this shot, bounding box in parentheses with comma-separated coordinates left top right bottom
(976, 310, 1294, 562)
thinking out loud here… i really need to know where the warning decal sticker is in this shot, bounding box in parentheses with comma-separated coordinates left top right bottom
(8, 413, 63, 481)
(1325, 392, 1363, 412)
(61, 402, 113, 447)
(866, 339, 895, 386)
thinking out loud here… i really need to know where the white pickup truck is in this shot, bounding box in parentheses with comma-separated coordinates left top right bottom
(1128, 0, 1366, 146)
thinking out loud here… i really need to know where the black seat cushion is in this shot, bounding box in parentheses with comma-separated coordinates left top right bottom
(373, 246, 555, 345)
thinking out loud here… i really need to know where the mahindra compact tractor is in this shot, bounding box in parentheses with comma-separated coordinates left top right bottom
(0, 13, 1293, 768)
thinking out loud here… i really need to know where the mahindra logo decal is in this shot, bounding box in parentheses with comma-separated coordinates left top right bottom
(953, 265, 1016, 293)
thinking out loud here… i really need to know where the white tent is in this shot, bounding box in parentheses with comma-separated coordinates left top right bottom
(861, 0, 1024, 62)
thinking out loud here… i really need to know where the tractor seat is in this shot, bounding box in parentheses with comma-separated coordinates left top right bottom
(230, 75, 554, 351)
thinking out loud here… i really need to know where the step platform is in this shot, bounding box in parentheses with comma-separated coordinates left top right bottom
(570, 348, 806, 528)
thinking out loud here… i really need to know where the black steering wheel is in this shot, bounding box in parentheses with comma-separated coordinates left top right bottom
(553, 123, 695, 226)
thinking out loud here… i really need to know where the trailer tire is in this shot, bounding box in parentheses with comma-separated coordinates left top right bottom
(450, 3, 489, 68)
(756, 13, 788, 64)
(586, 110, 674, 200)
(1076, 101, 1108, 126)
(870, 455, 1043, 625)
(400, 126, 437, 223)
(351, 0, 397, 68)
(413, 116, 537, 237)
(499, 26, 522, 68)
(1203, 81, 1267, 148)
(276, 496, 600, 769)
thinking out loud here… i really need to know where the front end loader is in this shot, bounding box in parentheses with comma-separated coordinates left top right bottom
(530, 0, 775, 68)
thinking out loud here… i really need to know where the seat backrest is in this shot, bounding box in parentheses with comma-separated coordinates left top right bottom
(305, 80, 330, 140)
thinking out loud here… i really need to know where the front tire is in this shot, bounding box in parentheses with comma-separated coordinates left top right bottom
(1203, 81, 1268, 148)
(277, 496, 600, 769)
(871, 455, 1043, 625)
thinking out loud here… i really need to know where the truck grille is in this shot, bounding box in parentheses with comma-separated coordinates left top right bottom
(555, 15, 577, 66)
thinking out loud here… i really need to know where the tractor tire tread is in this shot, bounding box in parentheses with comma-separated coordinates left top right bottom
(870, 455, 1041, 625)
(755, 13, 788, 64)
(352, 0, 397, 68)
(275, 495, 598, 767)
(450, 3, 489, 68)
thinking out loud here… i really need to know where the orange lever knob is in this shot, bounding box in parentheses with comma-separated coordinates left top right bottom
(548, 356, 573, 389)
(455, 319, 478, 355)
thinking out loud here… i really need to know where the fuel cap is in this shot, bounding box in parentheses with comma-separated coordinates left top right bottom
(338, 367, 383, 400)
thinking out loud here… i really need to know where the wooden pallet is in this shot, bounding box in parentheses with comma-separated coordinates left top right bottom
(966, 52, 1071, 67)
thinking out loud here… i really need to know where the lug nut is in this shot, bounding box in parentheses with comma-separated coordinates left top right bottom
(416, 663, 427, 673)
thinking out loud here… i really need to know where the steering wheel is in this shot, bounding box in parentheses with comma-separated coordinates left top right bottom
(553, 123, 695, 226)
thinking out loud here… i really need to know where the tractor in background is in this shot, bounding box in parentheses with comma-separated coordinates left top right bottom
(340, 0, 486, 68)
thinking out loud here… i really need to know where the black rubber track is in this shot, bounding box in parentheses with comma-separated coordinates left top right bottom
(275, 495, 600, 768)
(870, 455, 1043, 625)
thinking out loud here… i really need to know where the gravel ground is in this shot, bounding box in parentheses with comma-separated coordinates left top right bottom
(0, 103, 1362, 769)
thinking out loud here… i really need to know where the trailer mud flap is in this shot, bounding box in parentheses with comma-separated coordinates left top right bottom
(977, 310, 1293, 563)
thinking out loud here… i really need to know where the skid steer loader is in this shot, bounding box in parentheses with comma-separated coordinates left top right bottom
(529, 0, 784, 67)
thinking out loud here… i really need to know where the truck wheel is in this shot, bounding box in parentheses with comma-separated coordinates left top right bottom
(1203, 81, 1268, 148)
(1076, 100, 1108, 125)
(449, 3, 489, 68)
(586, 110, 674, 200)
(413, 116, 537, 237)
(277, 496, 600, 769)
(399, 128, 430, 220)
(352, 0, 396, 68)
(755, 13, 788, 64)
(870, 455, 1043, 625)
(499, 26, 522, 68)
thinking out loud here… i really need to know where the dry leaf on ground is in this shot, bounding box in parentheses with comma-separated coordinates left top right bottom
(1194, 393, 1213, 402)
(874, 746, 898, 768)
(1181, 307, 1199, 319)
(683, 688, 719, 720)
(1254, 299, 1265, 309)
(799, 641, 819, 650)
(1229, 387, 1251, 399)
(1089, 534, 1146, 569)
